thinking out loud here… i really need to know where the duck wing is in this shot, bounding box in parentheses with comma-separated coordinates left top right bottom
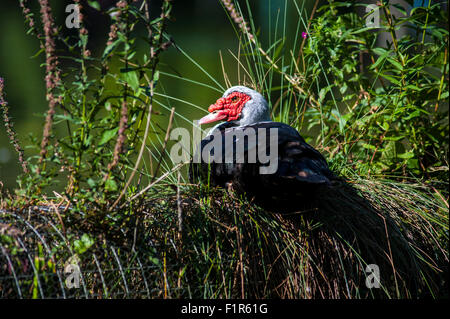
(189, 121, 334, 188)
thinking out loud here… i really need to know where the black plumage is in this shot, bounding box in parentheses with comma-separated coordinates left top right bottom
(190, 121, 334, 212)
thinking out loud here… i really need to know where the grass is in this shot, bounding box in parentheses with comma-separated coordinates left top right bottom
(0, 0, 448, 299)
(1, 176, 448, 298)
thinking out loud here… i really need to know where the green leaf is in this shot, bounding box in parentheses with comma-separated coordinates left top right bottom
(403, 110, 421, 120)
(54, 114, 76, 124)
(149, 256, 161, 266)
(99, 127, 119, 145)
(381, 141, 397, 162)
(370, 51, 389, 70)
(153, 70, 160, 83)
(362, 143, 376, 150)
(31, 48, 45, 59)
(377, 121, 389, 131)
(81, 234, 94, 248)
(120, 70, 140, 92)
(331, 108, 346, 133)
(407, 158, 419, 169)
(272, 38, 285, 61)
(387, 57, 403, 71)
(87, 178, 97, 188)
(405, 84, 421, 91)
(102, 39, 121, 58)
(74, 234, 94, 254)
(372, 48, 388, 56)
(398, 151, 415, 159)
(87, 1, 101, 10)
(384, 135, 404, 141)
(380, 73, 401, 85)
(105, 178, 118, 192)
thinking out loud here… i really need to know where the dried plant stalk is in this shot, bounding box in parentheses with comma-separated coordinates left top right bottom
(0, 78, 29, 174)
(108, 100, 128, 172)
(37, 0, 61, 170)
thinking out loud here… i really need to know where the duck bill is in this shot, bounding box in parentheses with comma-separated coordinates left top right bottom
(198, 111, 228, 125)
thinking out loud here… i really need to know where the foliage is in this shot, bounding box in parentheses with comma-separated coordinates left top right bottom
(1, 178, 448, 298)
(0, 0, 448, 299)
(220, 0, 448, 181)
(305, 0, 449, 179)
(13, 0, 172, 209)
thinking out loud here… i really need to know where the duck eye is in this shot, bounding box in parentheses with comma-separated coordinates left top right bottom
(231, 96, 239, 102)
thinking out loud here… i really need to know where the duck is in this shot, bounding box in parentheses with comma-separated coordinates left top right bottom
(189, 85, 334, 212)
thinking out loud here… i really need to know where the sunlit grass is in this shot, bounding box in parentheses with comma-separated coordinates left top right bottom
(0, 0, 448, 299)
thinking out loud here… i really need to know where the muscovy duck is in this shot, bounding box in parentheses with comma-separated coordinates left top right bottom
(189, 86, 334, 212)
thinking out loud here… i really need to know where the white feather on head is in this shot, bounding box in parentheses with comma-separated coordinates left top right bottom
(222, 86, 271, 126)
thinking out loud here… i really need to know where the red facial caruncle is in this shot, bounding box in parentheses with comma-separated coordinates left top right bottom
(198, 91, 251, 125)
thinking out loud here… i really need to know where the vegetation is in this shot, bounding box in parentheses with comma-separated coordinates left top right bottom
(0, 0, 448, 298)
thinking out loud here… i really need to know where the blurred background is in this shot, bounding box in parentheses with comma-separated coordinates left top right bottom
(0, 0, 319, 191)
